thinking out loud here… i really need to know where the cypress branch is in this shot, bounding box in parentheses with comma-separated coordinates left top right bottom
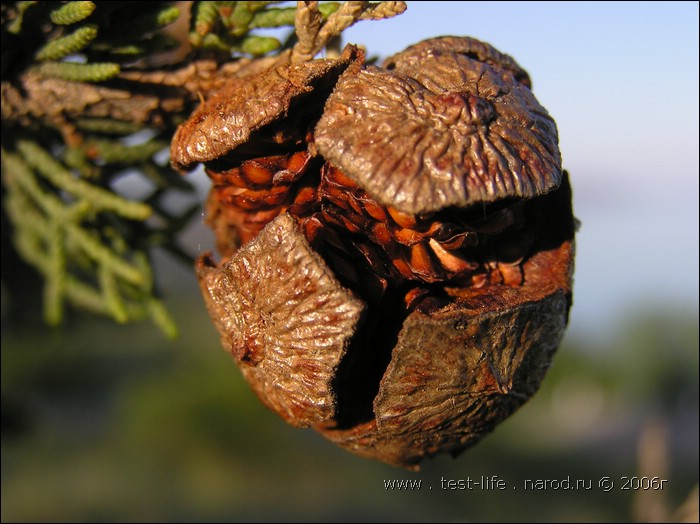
(35, 25, 99, 61)
(50, 1, 96, 25)
(36, 61, 120, 82)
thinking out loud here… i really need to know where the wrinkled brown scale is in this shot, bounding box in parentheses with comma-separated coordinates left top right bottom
(382, 36, 532, 89)
(173, 36, 576, 469)
(320, 289, 569, 468)
(197, 213, 364, 427)
(171, 45, 363, 172)
(314, 37, 561, 214)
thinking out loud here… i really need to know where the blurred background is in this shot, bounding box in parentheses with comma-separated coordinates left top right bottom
(2, 1, 698, 522)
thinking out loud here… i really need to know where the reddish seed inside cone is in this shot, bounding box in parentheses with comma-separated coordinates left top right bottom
(204, 143, 536, 312)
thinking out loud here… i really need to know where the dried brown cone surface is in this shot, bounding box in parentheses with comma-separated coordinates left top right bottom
(172, 37, 576, 469)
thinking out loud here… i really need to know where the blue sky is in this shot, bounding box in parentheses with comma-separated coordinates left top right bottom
(339, 1, 700, 341)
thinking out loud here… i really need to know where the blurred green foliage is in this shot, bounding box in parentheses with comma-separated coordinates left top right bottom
(1, 1, 198, 334)
(2, 283, 697, 521)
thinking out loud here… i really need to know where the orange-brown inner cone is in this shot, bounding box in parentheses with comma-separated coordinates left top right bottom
(205, 147, 534, 307)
